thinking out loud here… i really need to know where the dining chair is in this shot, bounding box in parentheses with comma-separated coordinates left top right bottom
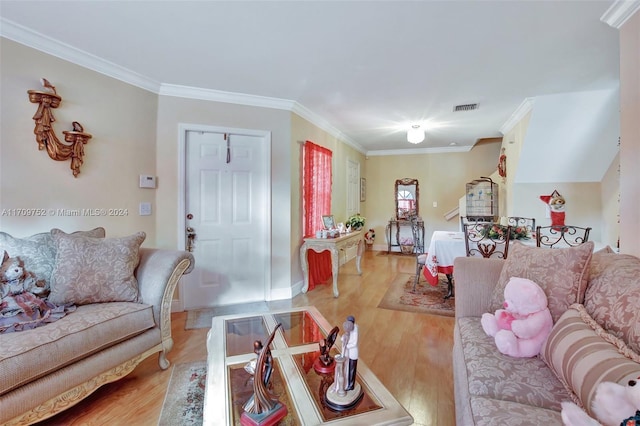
(463, 222, 512, 259)
(507, 217, 536, 236)
(536, 225, 591, 248)
(459, 216, 490, 230)
(410, 216, 427, 291)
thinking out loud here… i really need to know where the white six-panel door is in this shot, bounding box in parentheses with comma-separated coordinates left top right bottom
(182, 128, 269, 309)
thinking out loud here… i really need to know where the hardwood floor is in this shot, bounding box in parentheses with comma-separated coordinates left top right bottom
(37, 249, 455, 425)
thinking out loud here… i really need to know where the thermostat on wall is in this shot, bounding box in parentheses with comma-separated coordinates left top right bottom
(139, 175, 157, 189)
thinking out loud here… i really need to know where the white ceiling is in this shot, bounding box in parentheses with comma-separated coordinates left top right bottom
(0, 0, 622, 155)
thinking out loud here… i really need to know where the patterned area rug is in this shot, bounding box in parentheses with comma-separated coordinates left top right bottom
(185, 301, 270, 329)
(158, 361, 206, 425)
(377, 273, 455, 316)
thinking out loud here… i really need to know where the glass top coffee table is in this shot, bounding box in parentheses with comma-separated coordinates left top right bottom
(204, 306, 413, 425)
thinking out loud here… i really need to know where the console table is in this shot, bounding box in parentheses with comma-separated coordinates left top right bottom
(203, 306, 413, 425)
(386, 219, 424, 253)
(300, 230, 364, 297)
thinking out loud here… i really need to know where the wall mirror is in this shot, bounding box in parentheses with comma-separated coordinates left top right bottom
(395, 178, 419, 220)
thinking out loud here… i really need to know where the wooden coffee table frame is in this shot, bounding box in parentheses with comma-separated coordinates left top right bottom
(203, 306, 413, 425)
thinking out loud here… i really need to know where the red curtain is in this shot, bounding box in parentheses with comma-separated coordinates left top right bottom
(303, 141, 332, 291)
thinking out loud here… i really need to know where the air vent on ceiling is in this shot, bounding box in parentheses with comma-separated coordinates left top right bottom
(454, 103, 479, 112)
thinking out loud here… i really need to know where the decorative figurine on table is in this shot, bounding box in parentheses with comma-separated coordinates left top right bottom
(325, 316, 363, 411)
(243, 340, 264, 375)
(241, 323, 287, 426)
(314, 326, 340, 373)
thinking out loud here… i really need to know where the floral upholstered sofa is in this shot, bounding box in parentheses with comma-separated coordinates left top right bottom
(453, 241, 640, 425)
(0, 228, 194, 425)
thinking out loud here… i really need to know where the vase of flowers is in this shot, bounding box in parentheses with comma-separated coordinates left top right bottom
(483, 224, 530, 240)
(346, 214, 366, 231)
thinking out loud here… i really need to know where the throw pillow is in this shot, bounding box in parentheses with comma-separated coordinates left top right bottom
(489, 241, 594, 322)
(593, 245, 615, 255)
(0, 228, 105, 288)
(540, 304, 640, 418)
(49, 229, 145, 305)
(584, 252, 640, 354)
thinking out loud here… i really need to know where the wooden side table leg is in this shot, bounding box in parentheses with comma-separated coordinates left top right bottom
(330, 247, 340, 297)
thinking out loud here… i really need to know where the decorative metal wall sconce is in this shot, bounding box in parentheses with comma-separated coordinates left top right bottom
(27, 78, 92, 177)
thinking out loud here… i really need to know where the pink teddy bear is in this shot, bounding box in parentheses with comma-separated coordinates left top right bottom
(481, 277, 554, 358)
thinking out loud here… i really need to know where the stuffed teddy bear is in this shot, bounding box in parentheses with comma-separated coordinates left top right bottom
(0, 250, 48, 297)
(364, 229, 376, 245)
(0, 250, 49, 316)
(481, 277, 554, 358)
(561, 375, 640, 426)
(540, 190, 566, 229)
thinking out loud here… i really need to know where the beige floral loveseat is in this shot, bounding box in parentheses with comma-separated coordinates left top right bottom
(0, 228, 194, 425)
(453, 241, 640, 425)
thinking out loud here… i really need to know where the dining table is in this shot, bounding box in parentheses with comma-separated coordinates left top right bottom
(422, 230, 540, 298)
(422, 231, 467, 299)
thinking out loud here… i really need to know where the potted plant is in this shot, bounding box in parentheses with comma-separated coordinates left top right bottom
(346, 213, 366, 231)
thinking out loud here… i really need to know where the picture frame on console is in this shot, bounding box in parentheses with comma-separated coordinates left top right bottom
(322, 215, 336, 230)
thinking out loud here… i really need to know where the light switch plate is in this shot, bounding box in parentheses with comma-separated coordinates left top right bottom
(139, 202, 152, 216)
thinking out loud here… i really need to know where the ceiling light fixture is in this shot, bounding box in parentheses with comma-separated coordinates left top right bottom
(407, 124, 425, 144)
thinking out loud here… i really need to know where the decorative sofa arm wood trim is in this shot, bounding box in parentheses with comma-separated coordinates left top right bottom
(5, 345, 161, 426)
(158, 257, 192, 369)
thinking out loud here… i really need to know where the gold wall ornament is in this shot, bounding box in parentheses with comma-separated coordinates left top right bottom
(27, 78, 92, 177)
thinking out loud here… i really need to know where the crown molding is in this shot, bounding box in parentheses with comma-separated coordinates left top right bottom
(159, 83, 296, 110)
(158, 84, 366, 153)
(1, 17, 477, 157)
(601, 0, 640, 28)
(290, 103, 366, 154)
(0, 18, 161, 93)
(366, 145, 472, 157)
(499, 97, 535, 135)
(1, 17, 367, 154)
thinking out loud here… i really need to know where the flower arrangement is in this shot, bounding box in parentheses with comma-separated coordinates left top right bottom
(346, 213, 366, 230)
(482, 224, 530, 240)
(511, 226, 531, 240)
(400, 237, 414, 245)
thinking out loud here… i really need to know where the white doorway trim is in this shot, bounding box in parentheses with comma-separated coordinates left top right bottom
(176, 122, 272, 311)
